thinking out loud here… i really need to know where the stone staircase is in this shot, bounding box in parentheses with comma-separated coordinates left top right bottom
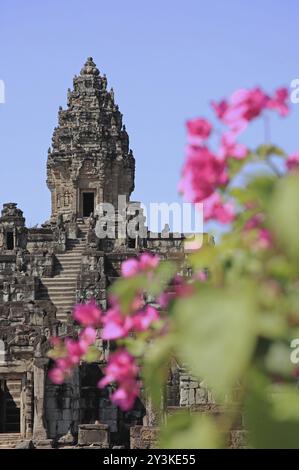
(0, 433, 21, 449)
(39, 223, 88, 322)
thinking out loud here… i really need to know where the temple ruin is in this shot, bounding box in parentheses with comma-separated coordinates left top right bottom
(0, 58, 241, 449)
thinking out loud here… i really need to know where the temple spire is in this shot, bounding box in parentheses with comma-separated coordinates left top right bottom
(46, 58, 135, 222)
(80, 57, 100, 76)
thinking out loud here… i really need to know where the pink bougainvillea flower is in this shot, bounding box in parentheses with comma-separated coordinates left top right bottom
(212, 87, 269, 135)
(102, 307, 134, 340)
(178, 146, 229, 203)
(98, 349, 138, 388)
(243, 214, 273, 249)
(257, 228, 273, 249)
(49, 336, 62, 347)
(65, 338, 88, 365)
(244, 213, 265, 230)
(131, 294, 145, 312)
(157, 291, 173, 309)
(172, 275, 195, 297)
(266, 87, 289, 117)
(48, 367, 65, 385)
(132, 305, 159, 332)
(186, 118, 212, 144)
(245, 227, 273, 250)
(121, 258, 140, 278)
(110, 380, 140, 411)
(73, 300, 102, 327)
(203, 192, 235, 224)
(55, 357, 72, 373)
(48, 326, 98, 385)
(98, 349, 140, 411)
(230, 87, 268, 121)
(158, 275, 194, 308)
(224, 87, 269, 134)
(79, 326, 97, 345)
(218, 132, 248, 160)
(286, 151, 299, 171)
(139, 253, 160, 271)
(211, 99, 228, 121)
(121, 253, 160, 279)
(196, 271, 208, 282)
(48, 330, 96, 385)
(178, 167, 197, 203)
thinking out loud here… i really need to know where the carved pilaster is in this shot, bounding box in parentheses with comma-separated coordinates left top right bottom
(33, 358, 48, 440)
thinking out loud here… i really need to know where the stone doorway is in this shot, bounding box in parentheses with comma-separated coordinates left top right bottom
(6, 232, 14, 250)
(82, 192, 95, 218)
(0, 379, 21, 433)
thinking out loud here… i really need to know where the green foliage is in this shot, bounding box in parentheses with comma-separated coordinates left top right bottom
(119, 334, 148, 357)
(110, 260, 176, 314)
(256, 144, 286, 159)
(147, 261, 177, 297)
(83, 345, 102, 362)
(245, 371, 299, 448)
(159, 411, 223, 449)
(47, 344, 66, 360)
(269, 172, 299, 262)
(106, 141, 299, 448)
(110, 274, 147, 314)
(172, 284, 257, 401)
(227, 158, 246, 178)
(143, 335, 174, 409)
(263, 342, 295, 377)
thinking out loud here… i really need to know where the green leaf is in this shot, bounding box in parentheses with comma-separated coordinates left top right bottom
(143, 335, 175, 409)
(247, 175, 276, 204)
(266, 255, 298, 283)
(82, 345, 102, 362)
(47, 344, 66, 360)
(188, 244, 216, 269)
(109, 261, 176, 314)
(147, 261, 177, 298)
(257, 311, 286, 339)
(244, 371, 299, 448)
(263, 342, 294, 378)
(173, 283, 257, 401)
(256, 144, 286, 159)
(120, 336, 147, 357)
(109, 274, 146, 314)
(269, 172, 299, 262)
(229, 187, 254, 206)
(159, 411, 223, 449)
(227, 158, 247, 179)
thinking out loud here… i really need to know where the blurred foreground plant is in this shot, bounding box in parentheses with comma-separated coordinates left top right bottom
(49, 85, 299, 448)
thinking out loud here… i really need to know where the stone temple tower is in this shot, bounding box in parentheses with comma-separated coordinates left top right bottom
(47, 57, 135, 222)
(0, 57, 214, 449)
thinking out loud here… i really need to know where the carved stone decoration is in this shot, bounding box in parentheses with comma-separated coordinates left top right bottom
(47, 57, 135, 222)
(0, 203, 27, 252)
(0, 58, 207, 449)
(33, 359, 48, 440)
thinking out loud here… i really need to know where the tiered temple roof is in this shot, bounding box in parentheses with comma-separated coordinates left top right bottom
(47, 57, 135, 221)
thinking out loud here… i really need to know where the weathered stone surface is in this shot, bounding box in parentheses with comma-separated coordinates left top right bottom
(230, 430, 248, 449)
(0, 57, 215, 449)
(33, 439, 54, 448)
(130, 425, 158, 449)
(47, 57, 135, 223)
(57, 430, 75, 446)
(78, 423, 110, 448)
(15, 439, 35, 449)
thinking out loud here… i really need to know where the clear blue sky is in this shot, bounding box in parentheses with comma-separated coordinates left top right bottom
(0, 0, 299, 226)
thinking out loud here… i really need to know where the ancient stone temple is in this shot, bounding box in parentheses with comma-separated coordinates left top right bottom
(0, 58, 226, 449)
(47, 57, 135, 222)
